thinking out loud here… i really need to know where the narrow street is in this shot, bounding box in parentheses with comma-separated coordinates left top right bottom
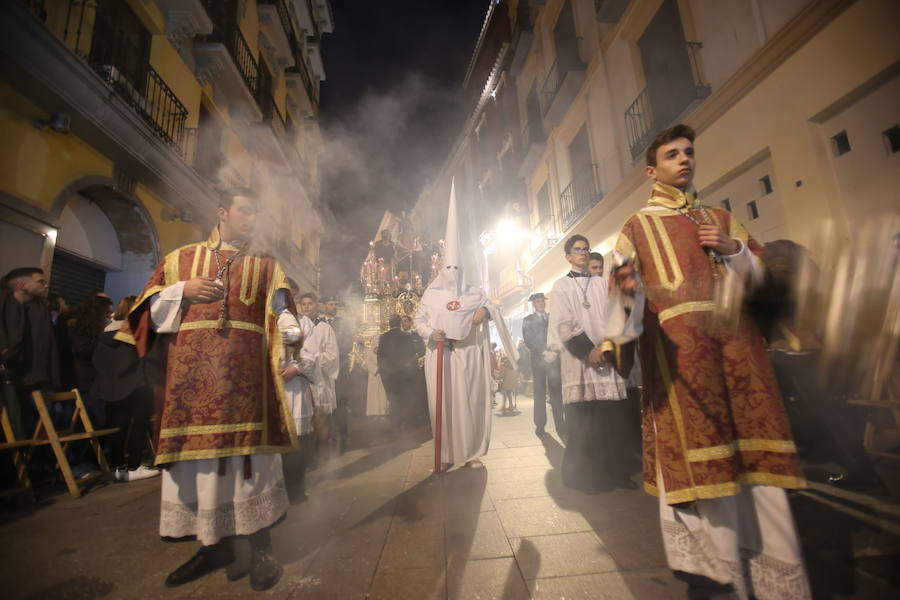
(2, 394, 897, 600)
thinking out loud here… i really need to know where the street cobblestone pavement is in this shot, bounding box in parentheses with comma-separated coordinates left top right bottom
(1, 395, 897, 598)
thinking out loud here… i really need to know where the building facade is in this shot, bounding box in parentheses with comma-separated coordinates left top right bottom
(0, 0, 333, 304)
(413, 0, 900, 322)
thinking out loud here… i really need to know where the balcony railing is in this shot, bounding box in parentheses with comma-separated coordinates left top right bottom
(625, 41, 711, 160)
(203, 0, 259, 97)
(269, 97, 286, 136)
(39, 1, 190, 156)
(541, 58, 562, 113)
(286, 21, 319, 111)
(559, 165, 602, 232)
(259, 0, 295, 42)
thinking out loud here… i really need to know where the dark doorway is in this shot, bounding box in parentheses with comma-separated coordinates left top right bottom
(50, 251, 107, 308)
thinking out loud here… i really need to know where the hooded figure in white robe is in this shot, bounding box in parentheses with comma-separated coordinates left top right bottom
(414, 180, 493, 467)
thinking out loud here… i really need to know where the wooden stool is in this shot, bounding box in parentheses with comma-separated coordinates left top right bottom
(0, 401, 33, 498)
(28, 389, 119, 498)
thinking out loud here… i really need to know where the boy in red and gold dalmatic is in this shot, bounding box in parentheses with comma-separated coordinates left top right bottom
(609, 125, 811, 599)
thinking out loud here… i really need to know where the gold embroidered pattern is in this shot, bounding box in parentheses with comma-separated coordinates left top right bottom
(658, 301, 716, 325)
(179, 320, 266, 335)
(190, 246, 203, 278)
(113, 330, 136, 345)
(638, 213, 684, 291)
(154, 443, 299, 465)
(686, 439, 798, 462)
(159, 422, 264, 438)
(648, 473, 806, 503)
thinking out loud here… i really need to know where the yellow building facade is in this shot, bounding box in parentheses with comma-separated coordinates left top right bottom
(0, 0, 331, 303)
(516, 0, 899, 300)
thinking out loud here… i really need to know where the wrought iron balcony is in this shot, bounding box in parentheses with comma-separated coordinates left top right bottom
(202, 0, 259, 97)
(625, 41, 711, 160)
(540, 50, 585, 128)
(559, 165, 602, 232)
(37, 0, 191, 157)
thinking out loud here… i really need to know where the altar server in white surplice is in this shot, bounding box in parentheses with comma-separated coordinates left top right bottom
(414, 180, 494, 469)
(549, 234, 632, 494)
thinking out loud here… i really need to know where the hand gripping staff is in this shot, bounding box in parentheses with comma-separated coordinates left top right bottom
(433, 340, 444, 474)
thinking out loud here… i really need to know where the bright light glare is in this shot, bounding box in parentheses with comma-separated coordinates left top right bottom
(496, 218, 524, 242)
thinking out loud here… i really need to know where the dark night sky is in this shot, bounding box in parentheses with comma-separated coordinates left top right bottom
(317, 0, 488, 297)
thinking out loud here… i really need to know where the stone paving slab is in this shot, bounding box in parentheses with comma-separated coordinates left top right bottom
(1, 396, 689, 599)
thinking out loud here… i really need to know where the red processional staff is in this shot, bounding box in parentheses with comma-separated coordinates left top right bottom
(432, 340, 444, 474)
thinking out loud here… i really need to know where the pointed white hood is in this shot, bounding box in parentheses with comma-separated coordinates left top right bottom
(420, 179, 488, 340)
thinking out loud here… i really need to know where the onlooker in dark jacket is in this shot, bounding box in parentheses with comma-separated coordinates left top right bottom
(91, 296, 158, 481)
(66, 295, 113, 394)
(377, 314, 426, 428)
(0, 267, 57, 437)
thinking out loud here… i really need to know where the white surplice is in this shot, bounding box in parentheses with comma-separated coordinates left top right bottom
(415, 287, 492, 465)
(548, 274, 626, 404)
(150, 283, 291, 545)
(364, 344, 389, 416)
(606, 223, 811, 599)
(309, 320, 339, 416)
(279, 312, 316, 435)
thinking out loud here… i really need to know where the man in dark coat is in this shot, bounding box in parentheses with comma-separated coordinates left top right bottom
(522, 293, 564, 437)
(377, 314, 425, 428)
(0, 267, 57, 437)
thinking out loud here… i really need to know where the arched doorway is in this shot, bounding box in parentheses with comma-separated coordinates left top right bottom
(51, 180, 159, 306)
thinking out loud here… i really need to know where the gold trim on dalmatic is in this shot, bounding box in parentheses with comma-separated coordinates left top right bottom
(657, 301, 716, 325)
(178, 320, 266, 335)
(685, 439, 798, 462)
(159, 422, 264, 438)
(637, 212, 684, 291)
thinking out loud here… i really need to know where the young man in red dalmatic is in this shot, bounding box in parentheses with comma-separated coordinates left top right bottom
(117, 188, 298, 592)
(608, 125, 811, 599)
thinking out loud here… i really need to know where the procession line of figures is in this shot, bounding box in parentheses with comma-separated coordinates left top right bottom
(0, 125, 827, 598)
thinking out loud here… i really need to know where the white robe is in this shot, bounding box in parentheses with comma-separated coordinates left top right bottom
(606, 229, 811, 599)
(279, 312, 316, 436)
(364, 344, 389, 416)
(415, 289, 492, 464)
(548, 274, 626, 404)
(309, 320, 339, 416)
(150, 282, 290, 545)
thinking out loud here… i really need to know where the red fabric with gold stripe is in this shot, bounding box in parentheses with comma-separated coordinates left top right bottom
(117, 235, 296, 464)
(616, 183, 805, 504)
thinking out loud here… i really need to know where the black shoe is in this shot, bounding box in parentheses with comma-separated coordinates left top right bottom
(165, 541, 235, 587)
(249, 549, 283, 591)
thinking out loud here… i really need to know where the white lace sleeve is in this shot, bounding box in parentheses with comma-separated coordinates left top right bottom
(149, 281, 185, 333)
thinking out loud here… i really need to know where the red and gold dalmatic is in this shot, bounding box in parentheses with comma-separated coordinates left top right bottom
(616, 181, 805, 504)
(116, 229, 297, 464)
